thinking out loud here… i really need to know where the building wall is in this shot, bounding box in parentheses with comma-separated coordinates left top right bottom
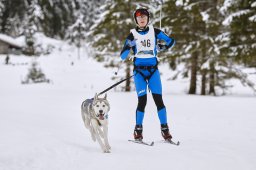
(0, 40, 9, 54)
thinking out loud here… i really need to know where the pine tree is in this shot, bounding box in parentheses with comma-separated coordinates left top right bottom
(36, 0, 74, 39)
(222, 0, 256, 66)
(67, 15, 86, 59)
(77, 0, 105, 32)
(89, 0, 134, 59)
(156, 0, 205, 94)
(219, 0, 256, 93)
(25, 0, 44, 32)
(88, 0, 150, 91)
(0, 0, 27, 36)
(22, 61, 50, 84)
(0, 1, 4, 31)
(198, 0, 224, 95)
(23, 0, 44, 55)
(155, 0, 256, 95)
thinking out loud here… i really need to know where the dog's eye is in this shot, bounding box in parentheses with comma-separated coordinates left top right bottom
(103, 105, 105, 107)
(96, 105, 99, 107)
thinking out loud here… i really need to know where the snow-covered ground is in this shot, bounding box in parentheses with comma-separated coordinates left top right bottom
(0, 43, 256, 170)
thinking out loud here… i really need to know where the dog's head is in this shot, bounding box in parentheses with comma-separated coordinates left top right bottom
(92, 93, 110, 121)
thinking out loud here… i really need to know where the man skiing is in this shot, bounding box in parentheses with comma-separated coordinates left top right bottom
(120, 8, 175, 141)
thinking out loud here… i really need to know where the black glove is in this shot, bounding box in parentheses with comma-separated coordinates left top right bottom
(157, 44, 167, 52)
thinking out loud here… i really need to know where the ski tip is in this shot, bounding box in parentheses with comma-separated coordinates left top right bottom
(172, 140, 180, 146)
(165, 139, 180, 146)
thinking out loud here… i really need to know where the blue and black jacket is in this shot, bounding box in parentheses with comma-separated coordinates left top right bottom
(120, 26, 175, 66)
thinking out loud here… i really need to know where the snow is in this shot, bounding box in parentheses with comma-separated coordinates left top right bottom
(175, 0, 184, 6)
(216, 32, 230, 42)
(200, 11, 209, 22)
(16, 33, 66, 54)
(223, 9, 251, 25)
(0, 41, 256, 170)
(0, 33, 23, 48)
(33, 4, 44, 19)
(249, 15, 256, 22)
(252, 1, 256, 8)
(220, 0, 234, 14)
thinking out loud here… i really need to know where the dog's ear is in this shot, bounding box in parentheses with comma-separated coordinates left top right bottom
(104, 93, 107, 99)
(94, 93, 98, 100)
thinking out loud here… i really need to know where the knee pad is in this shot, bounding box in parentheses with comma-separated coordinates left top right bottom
(152, 93, 165, 111)
(137, 94, 147, 112)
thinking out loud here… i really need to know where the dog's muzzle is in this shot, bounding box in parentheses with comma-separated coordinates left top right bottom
(97, 110, 105, 120)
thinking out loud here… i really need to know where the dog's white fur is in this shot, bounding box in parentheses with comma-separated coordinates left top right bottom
(81, 93, 111, 153)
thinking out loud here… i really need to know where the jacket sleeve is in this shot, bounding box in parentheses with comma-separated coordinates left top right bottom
(154, 28, 175, 49)
(120, 33, 135, 60)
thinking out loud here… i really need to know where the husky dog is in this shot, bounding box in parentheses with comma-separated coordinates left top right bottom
(81, 93, 111, 153)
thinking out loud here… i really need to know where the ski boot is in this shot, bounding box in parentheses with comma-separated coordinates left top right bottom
(161, 124, 172, 140)
(134, 125, 143, 141)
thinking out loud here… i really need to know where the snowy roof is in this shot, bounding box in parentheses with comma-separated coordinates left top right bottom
(0, 33, 23, 48)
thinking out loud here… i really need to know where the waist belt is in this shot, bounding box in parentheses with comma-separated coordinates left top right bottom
(133, 65, 158, 82)
(134, 65, 158, 70)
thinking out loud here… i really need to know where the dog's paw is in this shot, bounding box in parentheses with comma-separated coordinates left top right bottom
(106, 145, 111, 150)
(102, 146, 111, 153)
(103, 149, 111, 153)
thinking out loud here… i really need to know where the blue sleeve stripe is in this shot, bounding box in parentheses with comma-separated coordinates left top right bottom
(120, 39, 131, 60)
(157, 31, 175, 49)
(120, 49, 130, 60)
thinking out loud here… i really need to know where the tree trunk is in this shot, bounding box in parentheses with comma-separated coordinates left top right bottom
(188, 51, 198, 94)
(201, 69, 207, 95)
(209, 61, 216, 95)
(125, 62, 131, 92)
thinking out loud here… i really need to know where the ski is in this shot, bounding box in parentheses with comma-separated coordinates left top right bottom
(164, 139, 180, 146)
(128, 139, 154, 146)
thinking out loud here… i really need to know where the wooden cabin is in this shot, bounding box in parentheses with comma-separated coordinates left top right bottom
(0, 34, 23, 54)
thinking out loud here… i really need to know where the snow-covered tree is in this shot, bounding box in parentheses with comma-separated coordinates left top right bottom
(22, 0, 44, 55)
(21, 0, 74, 39)
(88, 0, 149, 91)
(67, 15, 86, 59)
(25, 0, 44, 32)
(218, 0, 256, 93)
(22, 61, 50, 84)
(88, 0, 155, 91)
(156, 0, 206, 94)
(0, 0, 27, 36)
(222, 0, 256, 66)
(77, 0, 105, 32)
(0, 1, 4, 31)
(154, 0, 255, 95)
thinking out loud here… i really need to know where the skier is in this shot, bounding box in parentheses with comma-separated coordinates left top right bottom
(5, 54, 10, 65)
(120, 8, 175, 141)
